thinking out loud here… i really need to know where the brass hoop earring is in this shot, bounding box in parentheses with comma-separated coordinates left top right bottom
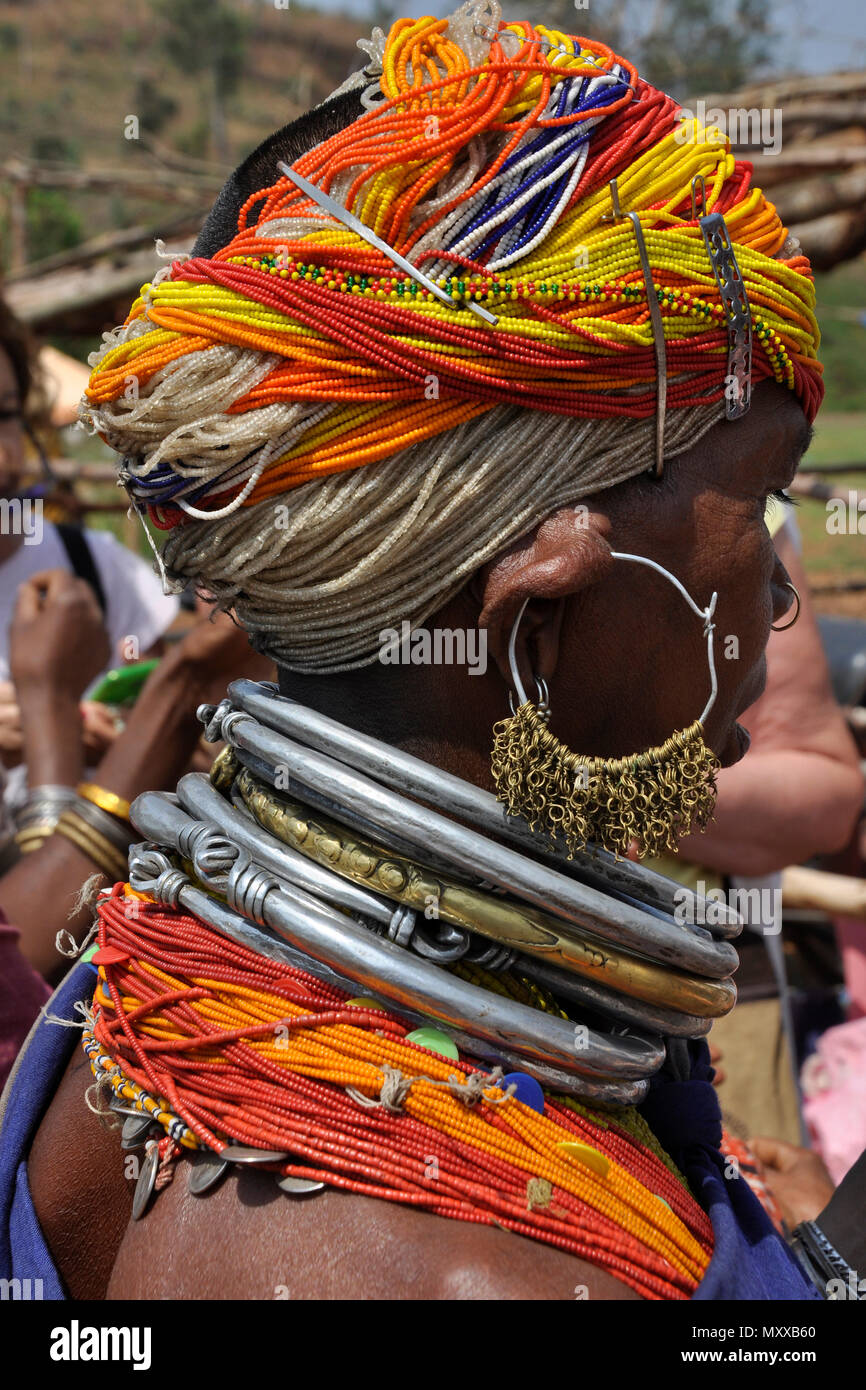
(770, 582, 800, 632)
(491, 553, 722, 860)
(508, 676, 550, 724)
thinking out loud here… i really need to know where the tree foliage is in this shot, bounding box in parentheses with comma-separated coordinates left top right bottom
(150, 0, 248, 160)
(524, 0, 773, 97)
(638, 0, 772, 96)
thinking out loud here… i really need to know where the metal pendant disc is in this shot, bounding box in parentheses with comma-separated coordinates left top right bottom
(121, 1113, 156, 1149)
(188, 1156, 230, 1196)
(277, 1175, 326, 1196)
(131, 1143, 160, 1221)
(221, 1145, 289, 1165)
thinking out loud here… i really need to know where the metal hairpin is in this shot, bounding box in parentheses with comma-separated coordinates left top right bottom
(691, 173, 706, 219)
(602, 177, 667, 479)
(690, 174, 752, 420)
(277, 161, 498, 327)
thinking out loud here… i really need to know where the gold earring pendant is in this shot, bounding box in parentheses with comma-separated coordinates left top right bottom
(491, 553, 723, 859)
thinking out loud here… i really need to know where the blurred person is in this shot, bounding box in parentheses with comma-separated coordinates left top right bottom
(750, 1137, 836, 1231)
(0, 570, 273, 982)
(0, 296, 179, 810)
(646, 510, 864, 1144)
(676, 514, 862, 877)
(0, 907, 51, 1094)
(0, 568, 109, 1088)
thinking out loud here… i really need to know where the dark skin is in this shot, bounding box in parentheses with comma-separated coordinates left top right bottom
(10, 568, 109, 792)
(27, 381, 825, 1300)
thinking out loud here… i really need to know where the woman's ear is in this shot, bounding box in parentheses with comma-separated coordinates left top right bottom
(477, 505, 614, 696)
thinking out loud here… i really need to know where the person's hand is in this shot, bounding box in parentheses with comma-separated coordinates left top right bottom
(166, 607, 275, 707)
(0, 679, 24, 768)
(9, 569, 110, 701)
(708, 1043, 726, 1087)
(80, 700, 123, 760)
(750, 1136, 835, 1229)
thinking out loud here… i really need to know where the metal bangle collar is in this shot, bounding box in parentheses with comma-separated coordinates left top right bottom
(225, 678, 740, 938)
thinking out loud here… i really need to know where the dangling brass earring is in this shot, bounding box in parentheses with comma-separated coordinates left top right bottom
(490, 552, 722, 860)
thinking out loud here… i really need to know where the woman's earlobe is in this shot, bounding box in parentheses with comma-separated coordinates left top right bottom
(478, 514, 614, 687)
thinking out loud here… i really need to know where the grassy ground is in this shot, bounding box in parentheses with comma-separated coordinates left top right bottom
(792, 412, 866, 617)
(814, 264, 866, 414)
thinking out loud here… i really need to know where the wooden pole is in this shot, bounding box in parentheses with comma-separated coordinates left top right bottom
(7, 177, 28, 272)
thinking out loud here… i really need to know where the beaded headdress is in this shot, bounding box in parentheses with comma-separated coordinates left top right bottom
(81, 2, 823, 670)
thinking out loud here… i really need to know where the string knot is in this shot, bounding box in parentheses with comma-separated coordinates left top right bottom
(347, 1064, 414, 1114)
(446, 1065, 515, 1106)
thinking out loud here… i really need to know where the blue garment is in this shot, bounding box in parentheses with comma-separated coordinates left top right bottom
(642, 1041, 819, 1301)
(0, 960, 93, 1299)
(0, 963, 818, 1299)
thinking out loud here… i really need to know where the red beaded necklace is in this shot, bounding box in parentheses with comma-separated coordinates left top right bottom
(86, 885, 715, 1300)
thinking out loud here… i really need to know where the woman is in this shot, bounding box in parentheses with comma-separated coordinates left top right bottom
(1, 7, 858, 1301)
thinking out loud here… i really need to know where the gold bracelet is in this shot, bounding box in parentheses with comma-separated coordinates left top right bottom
(55, 817, 127, 881)
(76, 782, 131, 823)
(14, 824, 54, 854)
(55, 810, 128, 882)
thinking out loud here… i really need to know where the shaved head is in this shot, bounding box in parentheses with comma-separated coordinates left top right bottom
(193, 89, 364, 259)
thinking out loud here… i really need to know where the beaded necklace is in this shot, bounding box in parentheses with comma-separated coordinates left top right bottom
(85, 883, 715, 1299)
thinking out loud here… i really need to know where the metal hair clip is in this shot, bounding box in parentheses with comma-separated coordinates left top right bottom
(699, 209, 753, 419)
(277, 161, 498, 327)
(602, 177, 667, 478)
(537, 36, 570, 57)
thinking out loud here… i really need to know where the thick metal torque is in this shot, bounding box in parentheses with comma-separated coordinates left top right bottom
(522, 958, 712, 1039)
(213, 704, 738, 980)
(176, 772, 398, 928)
(226, 680, 741, 939)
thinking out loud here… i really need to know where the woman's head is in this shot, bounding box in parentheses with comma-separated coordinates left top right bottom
(80, 4, 822, 771)
(477, 378, 810, 770)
